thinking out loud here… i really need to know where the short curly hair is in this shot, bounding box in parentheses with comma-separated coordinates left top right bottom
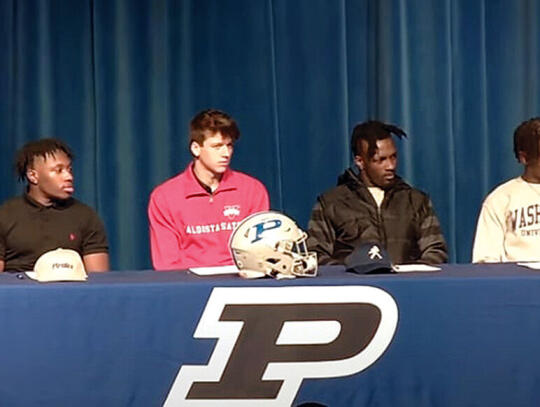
(15, 138, 73, 182)
(514, 118, 540, 163)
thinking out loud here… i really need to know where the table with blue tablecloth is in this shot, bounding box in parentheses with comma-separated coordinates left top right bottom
(0, 264, 539, 406)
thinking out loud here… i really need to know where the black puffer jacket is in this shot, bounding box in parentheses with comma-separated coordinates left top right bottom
(307, 168, 448, 265)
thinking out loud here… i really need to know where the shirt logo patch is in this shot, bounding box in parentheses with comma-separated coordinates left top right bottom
(69, 233, 77, 241)
(507, 205, 540, 236)
(223, 205, 240, 219)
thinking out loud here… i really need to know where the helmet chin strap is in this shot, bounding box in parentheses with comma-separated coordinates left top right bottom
(238, 269, 266, 279)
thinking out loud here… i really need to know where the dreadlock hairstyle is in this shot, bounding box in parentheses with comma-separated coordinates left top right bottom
(513, 117, 540, 163)
(15, 138, 73, 182)
(351, 120, 407, 159)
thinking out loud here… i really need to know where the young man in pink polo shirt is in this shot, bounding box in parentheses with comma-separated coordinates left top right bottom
(148, 109, 269, 270)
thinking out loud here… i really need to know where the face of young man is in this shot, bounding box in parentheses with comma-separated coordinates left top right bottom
(355, 137, 398, 189)
(27, 150, 74, 205)
(191, 131, 234, 179)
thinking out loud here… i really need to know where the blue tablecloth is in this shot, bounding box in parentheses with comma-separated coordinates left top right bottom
(1, 264, 540, 406)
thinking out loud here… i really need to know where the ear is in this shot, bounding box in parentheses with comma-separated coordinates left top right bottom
(26, 168, 38, 185)
(190, 141, 201, 158)
(518, 151, 528, 165)
(354, 155, 365, 171)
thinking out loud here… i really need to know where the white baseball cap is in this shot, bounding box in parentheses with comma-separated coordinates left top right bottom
(26, 248, 87, 282)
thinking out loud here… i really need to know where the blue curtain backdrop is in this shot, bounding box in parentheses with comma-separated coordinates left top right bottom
(1, 0, 539, 269)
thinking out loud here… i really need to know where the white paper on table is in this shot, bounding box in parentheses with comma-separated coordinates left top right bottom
(517, 262, 540, 270)
(189, 265, 240, 276)
(392, 264, 441, 273)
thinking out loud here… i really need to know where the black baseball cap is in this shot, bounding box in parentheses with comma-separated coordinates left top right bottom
(344, 243, 393, 274)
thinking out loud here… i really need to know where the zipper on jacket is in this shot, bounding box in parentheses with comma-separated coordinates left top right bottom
(378, 199, 388, 247)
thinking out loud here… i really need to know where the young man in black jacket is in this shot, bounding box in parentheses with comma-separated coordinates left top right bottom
(307, 120, 447, 265)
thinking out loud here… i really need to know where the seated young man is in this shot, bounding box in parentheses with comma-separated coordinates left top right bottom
(307, 120, 447, 265)
(148, 109, 269, 270)
(0, 138, 109, 272)
(473, 117, 540, 262)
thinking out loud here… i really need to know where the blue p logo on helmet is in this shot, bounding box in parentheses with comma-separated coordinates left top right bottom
(251, 219, 282, 243)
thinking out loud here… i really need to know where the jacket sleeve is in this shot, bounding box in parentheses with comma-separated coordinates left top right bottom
(417, 198, 448, 264)
(471, 201, 505, 263)
(148, 189, 183, 270)
(306, 198, 339, 265)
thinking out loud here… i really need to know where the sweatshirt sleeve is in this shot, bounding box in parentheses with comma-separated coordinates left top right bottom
(148, 189, 183, 270)
(250, 180, 270, 213)
(472, 200, 505, 263)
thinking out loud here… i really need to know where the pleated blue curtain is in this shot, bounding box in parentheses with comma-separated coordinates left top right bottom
(1, 0, 539, 268)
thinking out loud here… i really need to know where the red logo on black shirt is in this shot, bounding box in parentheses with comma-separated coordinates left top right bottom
(69, 233, 77, 241)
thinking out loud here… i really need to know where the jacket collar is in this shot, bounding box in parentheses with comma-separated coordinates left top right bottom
(183, 162, 237, 197)
(337, 166, 410, 192)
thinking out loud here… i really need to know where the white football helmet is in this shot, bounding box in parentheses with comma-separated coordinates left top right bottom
(229, 211, 318, 279)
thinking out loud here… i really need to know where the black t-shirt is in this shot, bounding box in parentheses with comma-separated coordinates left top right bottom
(0, 195, 109, 272)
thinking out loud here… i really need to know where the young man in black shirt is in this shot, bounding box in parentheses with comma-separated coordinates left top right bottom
(0, 138, 109, 272)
